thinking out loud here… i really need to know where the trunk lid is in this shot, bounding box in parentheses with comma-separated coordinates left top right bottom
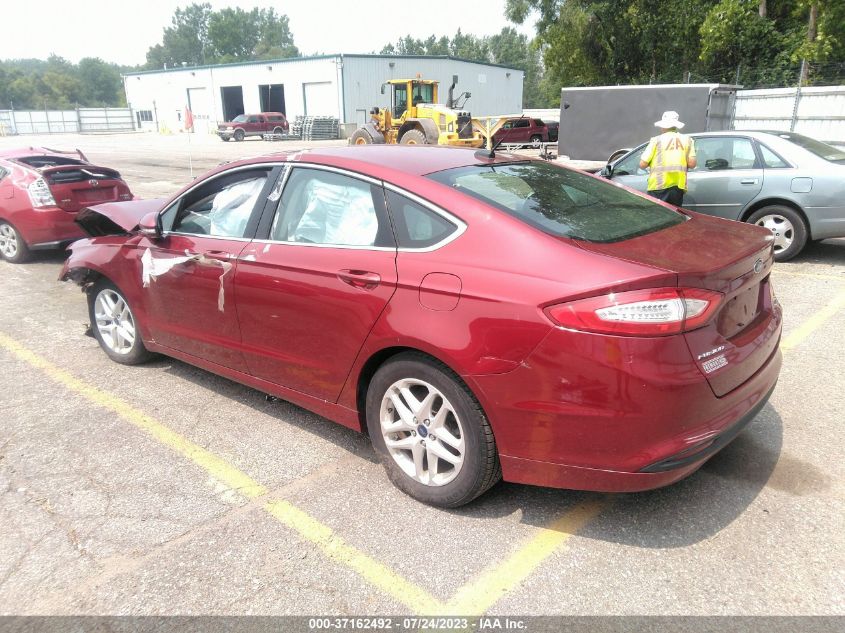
(578, 212, 781, 396)
(40, 164, 132, 213)
(75, 198, 166, 236)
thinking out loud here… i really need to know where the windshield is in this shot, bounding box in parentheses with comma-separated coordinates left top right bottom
(232, 115, 247, 123)
(774, 132, 845, 164)
(428, 162, 685, 243)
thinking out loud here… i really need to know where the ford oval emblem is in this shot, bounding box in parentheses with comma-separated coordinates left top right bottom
(753, 259, 764, 274)
(88, 179, 99, 187)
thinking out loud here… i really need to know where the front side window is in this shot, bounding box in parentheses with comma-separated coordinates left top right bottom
(164, 169, 270, 238)
(271, 168, 389, 247)
(428, 162, 685, 243)
(248, 116, 262, 124)
(613, 147, 647, 176)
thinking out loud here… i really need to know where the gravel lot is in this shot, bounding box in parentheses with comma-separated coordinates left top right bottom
(0, 133, 843, 624)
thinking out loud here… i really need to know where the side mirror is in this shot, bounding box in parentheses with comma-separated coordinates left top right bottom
(600, 163, 613, 179)
(138, 211, 161, 239)
(380, 83, 386, 95)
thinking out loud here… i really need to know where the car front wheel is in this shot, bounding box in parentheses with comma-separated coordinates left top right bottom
(747, 205, 807, 262)
(366, 353, 501, 507)
(0, 221, 30, 263)
(88, 280, 153, 365)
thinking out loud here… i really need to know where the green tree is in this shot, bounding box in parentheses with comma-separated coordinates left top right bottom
(146, 2, 212, 68)
(78, 58, 125, 106)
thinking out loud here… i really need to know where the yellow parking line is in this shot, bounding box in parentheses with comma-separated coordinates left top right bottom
(0, 330, 604, 615)
(0, 331, 439, 613)
(781, 290, 845, 351)
(444, 498, 607, 615)
(773, 269, 845, 283)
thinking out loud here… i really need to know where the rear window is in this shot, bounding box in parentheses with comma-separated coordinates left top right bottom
(774, 132, 845, 164)
(428, 162, 685, 243)
(267, 115, 285, 122)
(16, 155, 85, 169)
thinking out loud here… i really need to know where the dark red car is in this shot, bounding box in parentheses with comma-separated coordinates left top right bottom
(217, 112, 289, 142)
(0, 147, 133, 263)
(492, 118, 550, 148)
(61, 145, 782, 507)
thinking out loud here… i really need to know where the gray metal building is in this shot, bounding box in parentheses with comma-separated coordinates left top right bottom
(123, 54, 523, 135)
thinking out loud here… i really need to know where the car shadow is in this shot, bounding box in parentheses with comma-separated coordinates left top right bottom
(452, 403, 788, 549)
(785, 238, 845, 265)
(144, 355, 788, 549)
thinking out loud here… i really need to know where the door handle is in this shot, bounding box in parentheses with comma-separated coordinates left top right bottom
(203, 250, 232, 261)
(740, 179, 759, 185)
(337, 269, 381, 290)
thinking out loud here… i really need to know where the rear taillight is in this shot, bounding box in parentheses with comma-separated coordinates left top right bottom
(545, 287, 723, 336)
(27, 177, 56, 208)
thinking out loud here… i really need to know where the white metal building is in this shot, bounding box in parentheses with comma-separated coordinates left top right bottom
(123, 54, 523, 134)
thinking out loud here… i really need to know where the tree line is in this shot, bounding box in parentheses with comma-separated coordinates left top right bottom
(1, 1, 842, 111)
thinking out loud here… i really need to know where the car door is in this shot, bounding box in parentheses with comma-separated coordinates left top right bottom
(246, 115, 263, 135)
(684, 136, 764, 219)
(141, 165, 278, 371)
(234, 164, 398, 402)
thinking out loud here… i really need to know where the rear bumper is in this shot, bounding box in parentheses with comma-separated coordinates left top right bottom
(15, 208, 86, 248)
(471, 324, 782, 492)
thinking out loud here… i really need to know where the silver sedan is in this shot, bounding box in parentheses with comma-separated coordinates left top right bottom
(602, 131, 845, 261)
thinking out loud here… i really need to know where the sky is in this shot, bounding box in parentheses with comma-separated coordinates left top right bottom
(0, 0, 537, 66)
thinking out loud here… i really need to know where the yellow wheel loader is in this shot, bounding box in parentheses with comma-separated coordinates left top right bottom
(349, 76, 484, 148)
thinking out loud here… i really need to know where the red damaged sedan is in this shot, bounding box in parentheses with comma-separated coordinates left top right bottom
(0, 147, 133, 262)
(60, 145, 782, 507)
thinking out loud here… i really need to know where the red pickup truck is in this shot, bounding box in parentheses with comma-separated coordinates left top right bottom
(217, 113, 289, 141)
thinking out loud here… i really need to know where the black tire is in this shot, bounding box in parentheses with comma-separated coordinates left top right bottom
(0, 220, 31, 263)
(233, 128, 245, 142)
(607, 148, 632, 164)
(350, 128, 374, 145)
(272, 126, 284, 136)
(399, 129, 427, 145)
(87, 279, 154, 365)
(220, 136, 230, 142)
(747, 205, 808, 262)
(530, 134, 542, 148)
(366, 353, 501, 507)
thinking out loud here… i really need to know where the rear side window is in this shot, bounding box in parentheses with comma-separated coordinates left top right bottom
(428, 162, 685, 243)
(271, 168, 392, 247)
(759, 143, 789, 168)
(0, 167, 7, 182)
(385, 191, 457, 248)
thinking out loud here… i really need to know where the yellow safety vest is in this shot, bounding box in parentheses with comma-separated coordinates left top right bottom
(641, 131, 696, 191)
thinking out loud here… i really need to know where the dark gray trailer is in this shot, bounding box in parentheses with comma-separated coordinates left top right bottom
(558, 84, 737, 161)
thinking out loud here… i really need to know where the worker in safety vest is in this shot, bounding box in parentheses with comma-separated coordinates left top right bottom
(639, 111, 697, 206)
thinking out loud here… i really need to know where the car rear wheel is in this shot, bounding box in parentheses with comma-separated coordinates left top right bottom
(233, 128, 245, 142)
(0, 221, 30, 263)
(272, 126, 284, 136)
(88, 280, 153, 365)
(366, 353, 501, 507)
(747, 205, 807, 262)
(530, 134, 543, 148)
(399, 129, 427, 145)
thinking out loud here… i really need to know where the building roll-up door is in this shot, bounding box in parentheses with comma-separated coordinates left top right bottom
(303, 82, 337, 117)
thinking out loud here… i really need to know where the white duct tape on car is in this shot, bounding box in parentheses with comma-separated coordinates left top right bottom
(140, 248, 233, 312)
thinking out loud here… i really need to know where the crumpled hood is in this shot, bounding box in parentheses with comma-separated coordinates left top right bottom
(75, 198, 166, 235)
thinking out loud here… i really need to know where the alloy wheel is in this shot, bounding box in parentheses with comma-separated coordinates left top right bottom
(0, 223, 19, 259)
(379, 378, 465, 486)
(94, 289, 137, 355)
(755, 214, 794, 255)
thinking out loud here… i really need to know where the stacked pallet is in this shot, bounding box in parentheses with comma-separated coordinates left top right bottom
(291, 116, 339, 141)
